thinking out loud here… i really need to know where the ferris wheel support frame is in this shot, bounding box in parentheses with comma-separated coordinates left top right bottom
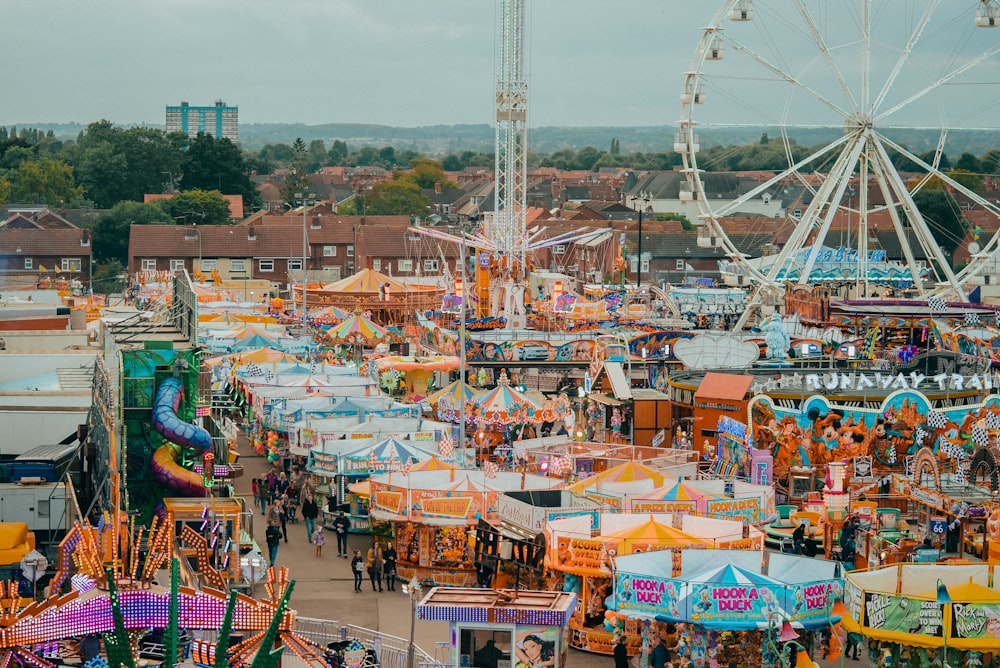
(683, 0, 1000, 331)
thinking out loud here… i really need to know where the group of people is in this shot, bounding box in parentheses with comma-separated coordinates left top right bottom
(258, 469, 323, 566)
(349, 542, 398, 593)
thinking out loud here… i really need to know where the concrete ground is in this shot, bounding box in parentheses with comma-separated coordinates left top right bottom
(235, 454, 848, 668)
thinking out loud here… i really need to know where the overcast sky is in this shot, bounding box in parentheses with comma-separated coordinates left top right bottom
(4, 1, 998, 130)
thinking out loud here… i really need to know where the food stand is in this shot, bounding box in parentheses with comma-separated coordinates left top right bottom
(369, 469, 563, 586)
(417, 588, 577, 668)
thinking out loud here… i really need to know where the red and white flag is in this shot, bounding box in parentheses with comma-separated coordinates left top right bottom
(438, 434, 455, 459)
(369, 450, 378, 470)
(401, 460, 412, 476)
(483, 460, 499, 479)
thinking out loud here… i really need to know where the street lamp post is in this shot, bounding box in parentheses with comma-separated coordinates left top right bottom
(402, 575, 424, 668)
(295, 193, 315, 328)
(459, 230, 468, 465)
(631, 192, 651, 291)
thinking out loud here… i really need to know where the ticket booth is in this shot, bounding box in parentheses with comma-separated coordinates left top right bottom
(417, 588, 577, 668)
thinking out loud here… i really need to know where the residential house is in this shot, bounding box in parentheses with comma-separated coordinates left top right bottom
(127, 213, 360, 287)
(355, 219, 459, 278)
(625, 170, 786, 222)
(0, 208, 92, 288)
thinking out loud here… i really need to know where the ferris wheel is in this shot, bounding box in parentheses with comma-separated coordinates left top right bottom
(678, 0, 1000, 329)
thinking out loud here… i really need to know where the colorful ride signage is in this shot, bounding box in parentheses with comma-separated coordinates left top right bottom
(863, 592, 942, 637)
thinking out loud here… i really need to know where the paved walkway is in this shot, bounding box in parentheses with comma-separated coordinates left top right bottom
(235, 454, 849, 668)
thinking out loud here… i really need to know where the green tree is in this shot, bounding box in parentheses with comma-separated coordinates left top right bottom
(280, 170, 311, 209)
(946, 169, 984, 192)
(404, 159, 458, 190)
(0, 176, 11, 208)
(154, 189, 232, 225)
(9, 158, 84, 206)
(92, 259, 126, 295)
(955, 153, 982, 173)
(656, 212, 694, 231)
(69, 121, 183, 207)
(366, 179, 430, 215)
(178, 133, 261, 210)
(327, 140, 349, 165)
(92, 201, 169, 263)
(911, 189, 966, 259)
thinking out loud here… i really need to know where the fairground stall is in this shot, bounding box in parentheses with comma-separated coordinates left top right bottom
(417, 588, 577, 668)
(545, 512, 762, 656)
(307, 436, 441, 534)
(612, 550, 843, 668)
(368, 469, 563, 586)
(842, 562, 1000, 667)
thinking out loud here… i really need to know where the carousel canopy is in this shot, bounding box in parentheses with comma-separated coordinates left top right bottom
(425, 379, 477, 408)
(321, 268, 415, 294)
(462, 371, 570, 426)
(326, 313, 388, 341)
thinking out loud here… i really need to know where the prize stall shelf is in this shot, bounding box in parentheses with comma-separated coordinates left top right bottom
(417, 588, 577, 668)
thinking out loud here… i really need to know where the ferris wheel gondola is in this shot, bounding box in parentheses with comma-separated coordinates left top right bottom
(679, 0, 1000, 330)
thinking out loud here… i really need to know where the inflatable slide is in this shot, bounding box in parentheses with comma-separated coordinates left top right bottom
(151, 377, 212, 496)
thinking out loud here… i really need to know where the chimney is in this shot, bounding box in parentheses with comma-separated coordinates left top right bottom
(434, 181, 442, 194)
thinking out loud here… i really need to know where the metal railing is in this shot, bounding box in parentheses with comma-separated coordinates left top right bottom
(291, 617, 443, 668)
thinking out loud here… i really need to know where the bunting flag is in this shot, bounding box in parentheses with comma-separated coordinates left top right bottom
(927, 297, 947, 313)
(369, 449, 377, 471)
(245, 363, 265, 378)
(965, 312, 981, 326)
(986, 412, 1000, 430)
(972, 425, 990, 448)
(401, 461, 412, 476)
(438, 434, 455, 460)
(926, 412, 948, 429)
(483, 460, 499, 479)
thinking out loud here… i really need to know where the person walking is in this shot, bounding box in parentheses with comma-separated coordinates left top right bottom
(312, 526, 326, 557)
(301, 492, 319, 542)
(350, 550, 365, 592)
(334, 511, 351, 558)
(256, 479, 269, 516)
(265, 524, 282, 567)
(382, 541, 398, 592)
(366, 543, 383, 592)
(277, 493, 290, 543)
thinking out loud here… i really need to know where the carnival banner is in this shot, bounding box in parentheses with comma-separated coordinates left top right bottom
(615, 571, 681, 618)
(705, 497, 762, 524)
(687, 582, 785, 625)
(863, 592, 943, 637)
(373, 491, 404, 515)
(421, 496, 473, 518)
(951, 602, 1000, 640)
(787, 580, 842, 624)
